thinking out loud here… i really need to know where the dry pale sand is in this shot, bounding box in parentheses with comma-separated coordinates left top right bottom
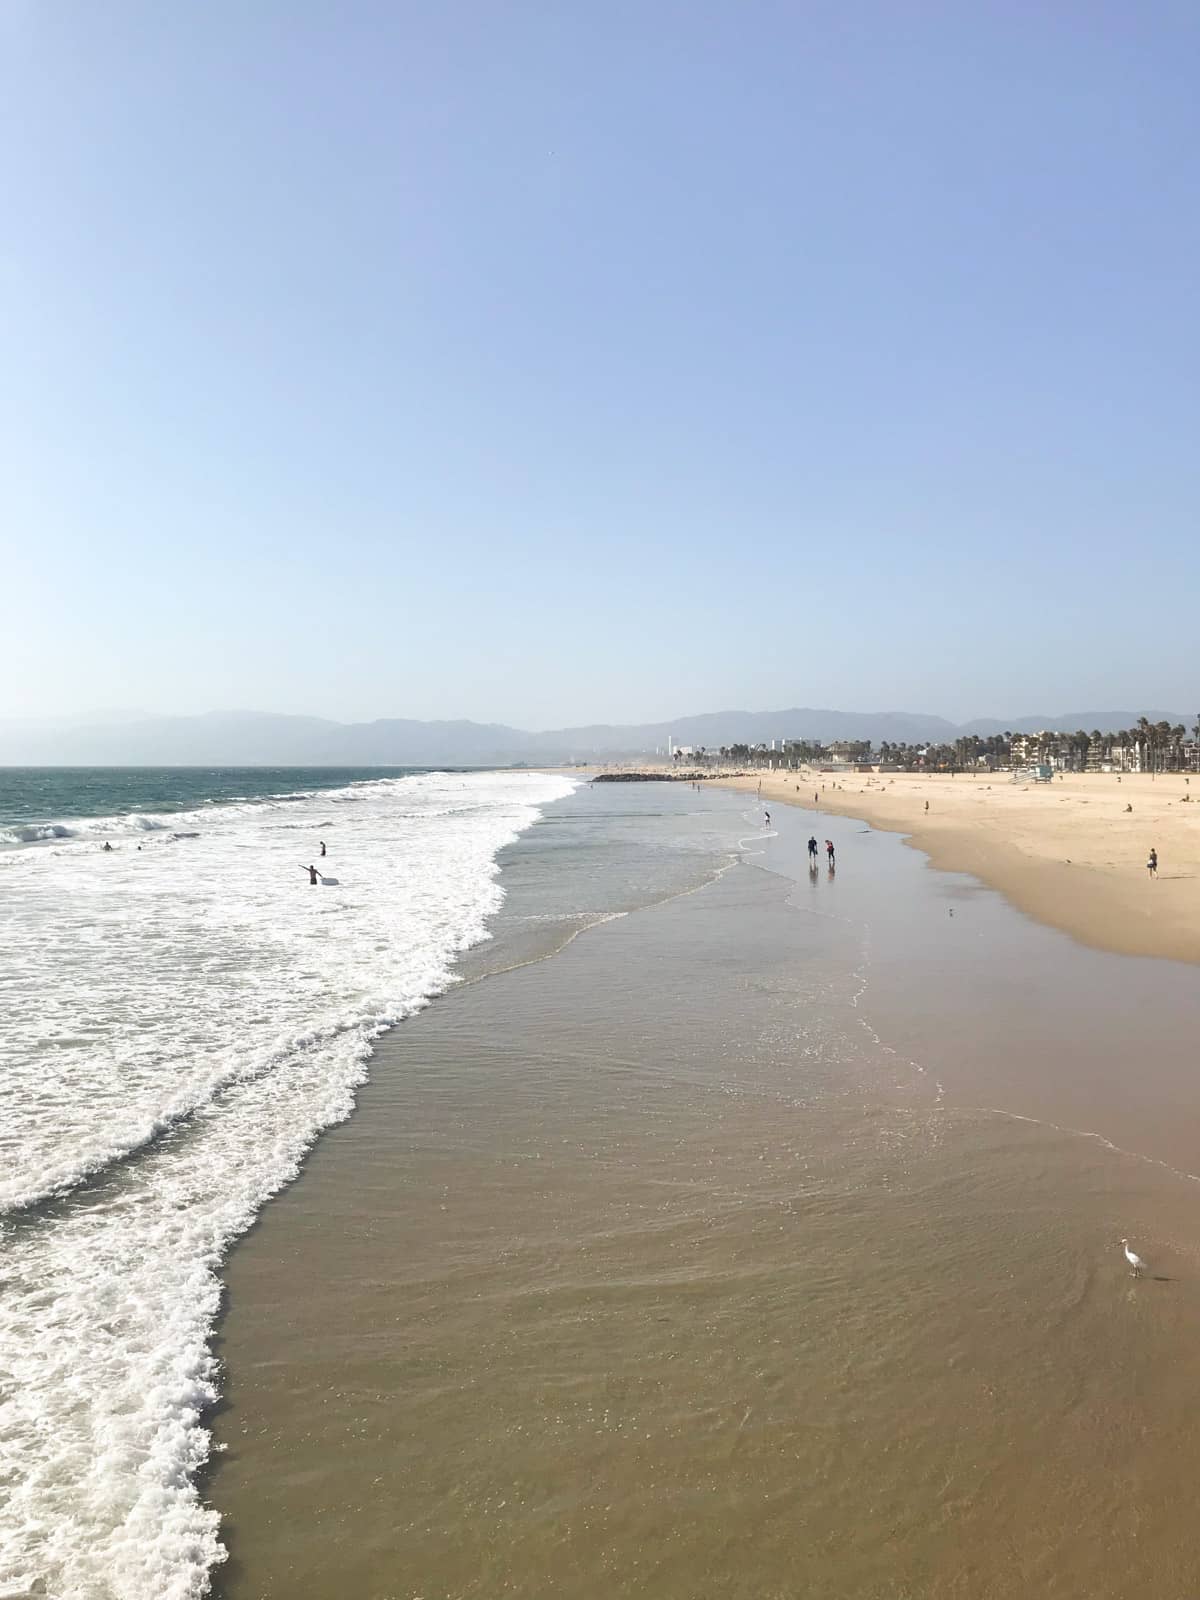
(721, 769, 1200, 965)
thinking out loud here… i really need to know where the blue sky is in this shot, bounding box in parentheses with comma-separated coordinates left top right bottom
(4, 1, 1199, 728)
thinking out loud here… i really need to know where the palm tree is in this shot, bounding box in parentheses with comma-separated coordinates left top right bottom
(1136, 716, 1152, 773)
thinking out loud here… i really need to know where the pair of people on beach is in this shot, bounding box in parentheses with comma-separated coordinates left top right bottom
(807, 835, 835, 866)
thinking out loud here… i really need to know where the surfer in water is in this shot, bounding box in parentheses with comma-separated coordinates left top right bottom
(319, 840, 327, 857)
(102, 841, 114, 852)
(304, 864, 319, 885)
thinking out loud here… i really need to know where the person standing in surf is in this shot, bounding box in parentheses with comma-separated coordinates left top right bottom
(304, 864, 319, 885)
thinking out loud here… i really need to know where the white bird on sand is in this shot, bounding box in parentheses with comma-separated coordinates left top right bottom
(1121, 1239, 1146, 1278)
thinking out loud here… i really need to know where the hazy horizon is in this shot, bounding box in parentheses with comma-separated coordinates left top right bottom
(6, 5, 1200, 724)
(5, 700, 1195, 736)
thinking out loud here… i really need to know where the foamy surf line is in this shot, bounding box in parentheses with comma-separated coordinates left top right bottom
(0, 770, 576, 1600)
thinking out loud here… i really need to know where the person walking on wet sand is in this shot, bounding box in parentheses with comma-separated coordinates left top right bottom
(1147, 847, 1158, 879)
(808, 835, 819, 864)
(764, 810, 771, 827)
(825, 839, 835, 867)
(304, 864, 319, 885)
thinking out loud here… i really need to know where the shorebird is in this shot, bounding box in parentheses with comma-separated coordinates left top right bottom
(1121, 1239, 1146, 1278)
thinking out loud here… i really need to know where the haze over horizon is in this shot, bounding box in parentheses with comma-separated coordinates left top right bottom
(3, 700, 1196, 771)
(6, 4, 1199, 723)
(7, 698, 1198, 736)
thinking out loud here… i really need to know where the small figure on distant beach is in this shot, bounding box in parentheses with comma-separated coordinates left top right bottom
(925, 800, 929, 812)
(764, 810, 771, 827)
(320, 840, 327, 856)
(1125, 803, 1133, 812)
(1147, 847, 1158, 879)
(807, 835, 818, 863)
(304, 864, 319, 885)
(825, 839, 835, 866)
(813, 791, 818, 804)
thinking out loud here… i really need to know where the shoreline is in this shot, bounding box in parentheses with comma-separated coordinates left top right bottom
(717, 769, 1200, 966)
(207, 787, 1200, 1599)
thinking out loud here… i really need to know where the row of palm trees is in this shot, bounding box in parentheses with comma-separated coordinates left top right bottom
(673, 717, 1200, 773)
(998, 717, 1199, 773)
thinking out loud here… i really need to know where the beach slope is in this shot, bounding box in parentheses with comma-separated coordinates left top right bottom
(724, 770, 1200, 964)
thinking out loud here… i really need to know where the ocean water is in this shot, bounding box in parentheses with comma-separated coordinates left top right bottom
(0, 765, 429, 845)
(0, 767, 575, 1600)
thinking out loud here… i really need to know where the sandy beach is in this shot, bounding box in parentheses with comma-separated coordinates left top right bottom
(208, 782, 1200, 1599)
(720, 769, 1200, 965)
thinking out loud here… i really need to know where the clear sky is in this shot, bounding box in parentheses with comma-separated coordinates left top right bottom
(4, 1, 1199, 729)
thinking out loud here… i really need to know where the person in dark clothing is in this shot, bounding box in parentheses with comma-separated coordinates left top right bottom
(304, 864, 319, 885)
(320, 841, 327, 857)
(825, 839, 835, 866)
(807, 835, 819, 862)
(1147, 847, 1158, 878)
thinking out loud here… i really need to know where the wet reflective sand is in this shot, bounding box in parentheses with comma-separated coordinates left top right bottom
(211, 799, 1200, 1599)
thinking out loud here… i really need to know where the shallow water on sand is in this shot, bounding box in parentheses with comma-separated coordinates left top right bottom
(210, 786, 1200, 1599)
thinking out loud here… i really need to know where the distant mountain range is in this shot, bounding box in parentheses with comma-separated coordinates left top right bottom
(0, 707, 1193, 767)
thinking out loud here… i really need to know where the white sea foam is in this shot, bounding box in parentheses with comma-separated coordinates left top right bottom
(0, 769, 575, 1599)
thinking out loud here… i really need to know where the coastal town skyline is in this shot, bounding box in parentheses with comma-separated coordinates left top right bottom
(3, 703, 1200, 768)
